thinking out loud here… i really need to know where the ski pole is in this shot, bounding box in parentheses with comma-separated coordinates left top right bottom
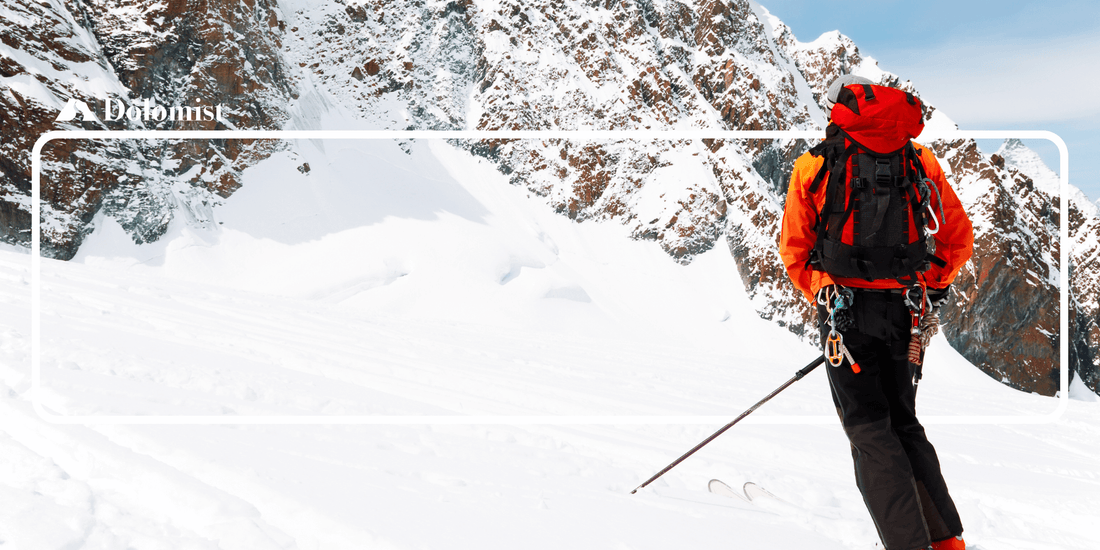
(631, 354, 825, 494)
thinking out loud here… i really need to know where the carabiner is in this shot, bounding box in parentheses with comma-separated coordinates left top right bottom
(925, 203, 941, 235)
(826, 330, 845, 367)
(825, 330, 861, 373)
(904, 285, 926, 314)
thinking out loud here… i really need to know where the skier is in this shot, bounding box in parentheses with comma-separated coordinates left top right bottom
(779, 74, 974, 550)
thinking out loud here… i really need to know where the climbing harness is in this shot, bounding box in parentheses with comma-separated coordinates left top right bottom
(818, 286, 860, 373)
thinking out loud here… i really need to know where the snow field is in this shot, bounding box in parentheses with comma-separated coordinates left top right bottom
(0, 138, 1098, 549)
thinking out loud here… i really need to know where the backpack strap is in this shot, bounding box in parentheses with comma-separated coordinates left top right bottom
(806, 126, 857, 271)
(889, 143, 952, 283)
(906, 145, 949, 270)
(808, 125, 851, 194)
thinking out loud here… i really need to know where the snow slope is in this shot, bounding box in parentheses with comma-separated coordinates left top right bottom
(1, 139, 1098, 549)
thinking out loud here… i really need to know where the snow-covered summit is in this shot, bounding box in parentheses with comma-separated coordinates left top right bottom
(997, 138, 1061, 196)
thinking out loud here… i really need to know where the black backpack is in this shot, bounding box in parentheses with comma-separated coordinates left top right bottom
(806, 84, 946, 283)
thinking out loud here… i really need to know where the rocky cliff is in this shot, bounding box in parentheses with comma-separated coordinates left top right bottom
(1, 0, 1096, 396)
(1, 0, 290, 259)
(930, 138, 1061, 394)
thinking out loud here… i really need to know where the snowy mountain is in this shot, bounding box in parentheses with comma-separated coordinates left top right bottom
(0, 0, 1095, 398)
(2, 2, 1100, 548)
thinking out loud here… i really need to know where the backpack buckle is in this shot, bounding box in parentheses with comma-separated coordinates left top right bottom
(874, 158, 893, 186)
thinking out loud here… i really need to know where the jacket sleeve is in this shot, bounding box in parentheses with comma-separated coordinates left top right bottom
(917, 146, 974, 289)
(779, 153, 823, 303)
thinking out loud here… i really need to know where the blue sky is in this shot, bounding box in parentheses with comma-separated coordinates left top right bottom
(758, 0, 1100, 202)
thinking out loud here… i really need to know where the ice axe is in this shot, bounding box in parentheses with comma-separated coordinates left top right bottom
(631, 354, 825, 494)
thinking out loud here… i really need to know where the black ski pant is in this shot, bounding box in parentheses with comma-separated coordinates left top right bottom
(818, 289, 963, 550)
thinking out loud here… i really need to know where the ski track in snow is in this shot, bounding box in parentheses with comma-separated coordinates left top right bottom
(2, 139, 1099, 549)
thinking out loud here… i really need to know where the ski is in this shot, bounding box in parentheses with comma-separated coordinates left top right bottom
(743, 481, 785, 504)
(707, 478, 750, 502)
(708, 479, 787, 505)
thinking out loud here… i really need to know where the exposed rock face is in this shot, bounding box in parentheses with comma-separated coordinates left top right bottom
(1, 0, 113, 256)
(995, 137, 1100, 395)
(1, 0, 290, 259)
(458, 0, 818, 335)
(1070, 200, 1100, 394)
(1, 0, 1096, 396)
(930, 139, 1061, 394)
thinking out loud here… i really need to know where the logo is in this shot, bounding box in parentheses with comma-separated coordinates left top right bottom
(56, 98, 100, 122)
(56, 97, 227, 124)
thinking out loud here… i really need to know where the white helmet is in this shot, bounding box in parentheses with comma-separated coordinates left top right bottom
(824, 74, 874, 115)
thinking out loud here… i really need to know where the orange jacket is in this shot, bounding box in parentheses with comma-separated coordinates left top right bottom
(779, 142, 974, 302)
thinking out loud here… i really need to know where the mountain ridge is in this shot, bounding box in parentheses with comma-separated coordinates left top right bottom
(0, 0, 1095, 396)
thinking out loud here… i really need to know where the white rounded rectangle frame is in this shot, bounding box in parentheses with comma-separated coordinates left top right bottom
(30, 129, 1070, 426)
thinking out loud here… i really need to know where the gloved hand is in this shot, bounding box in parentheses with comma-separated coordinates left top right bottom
(817, 285, 855, 332)
(927, 285, 952, 309)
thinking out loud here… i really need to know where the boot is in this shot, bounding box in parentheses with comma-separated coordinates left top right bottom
(930, 535, 965, 550)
